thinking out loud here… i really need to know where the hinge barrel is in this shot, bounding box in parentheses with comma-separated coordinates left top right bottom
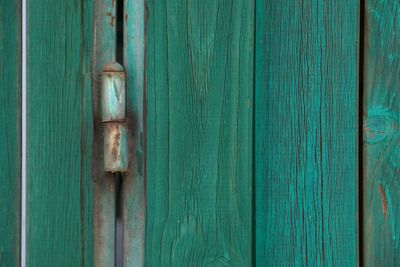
(102, 62, 128, 172)
(102, 62, 126, 122)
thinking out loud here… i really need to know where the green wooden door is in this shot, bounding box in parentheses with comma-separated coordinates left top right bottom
(28, 0, 94, 265)
(255, 1, 359, 265)
(145, 0, 254, 265)
(363, 1, 400, 265)
(0, 1, 21, 266)
(1, 0, 399, 266)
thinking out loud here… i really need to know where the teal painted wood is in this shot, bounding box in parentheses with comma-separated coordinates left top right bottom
(0, 1, 20, 266)
(146, 0, 254, 266)
(363, 1, 400, 265)
(92, 0, 117, 266)
(27, 0, 94, 266)
(123, 0, 146, 265)
(255, 1, 359, 266)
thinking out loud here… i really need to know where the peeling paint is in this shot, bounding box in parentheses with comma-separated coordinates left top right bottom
(378, 184, 388, 217)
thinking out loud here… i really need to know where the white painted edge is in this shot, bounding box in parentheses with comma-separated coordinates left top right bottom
(21, 0, 27, 265)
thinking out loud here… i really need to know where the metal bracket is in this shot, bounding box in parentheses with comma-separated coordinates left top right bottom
(101, 62, 128, 173)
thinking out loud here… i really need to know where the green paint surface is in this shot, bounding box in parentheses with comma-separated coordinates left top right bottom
(255, 1, 359, 265)
(363, 1, 400, 265)
(0, 1, 20, 266)
(27, 0, 94, 266)
(146, 0, 254, 265)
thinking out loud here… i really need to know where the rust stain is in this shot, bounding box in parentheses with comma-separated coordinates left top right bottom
(112, 127, 121, 159)
(106, 12, 115, 27)
(112, 0, 116, 7)
(125, 13, 128, 22)
(378, 184, 388, 217)
(103, 62, 124, 72)
(110, 16, 115, 27)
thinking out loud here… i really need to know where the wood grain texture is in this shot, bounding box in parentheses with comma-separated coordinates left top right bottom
(363, 1, 400, 265)
(146, 0, 254, 266)
(123, 0, 146, 265)
(255, 1, 359, 266)
(0, 1, 20, 266)
(27, 0, 94, 266)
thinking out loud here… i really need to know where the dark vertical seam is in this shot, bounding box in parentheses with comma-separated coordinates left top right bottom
(115, 1, 124, 266)
(358, 0, 365, 266)
(116, 0, 124, 64)
(79, 0, 86, 266)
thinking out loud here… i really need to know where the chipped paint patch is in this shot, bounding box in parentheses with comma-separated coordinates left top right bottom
(378, 184, 388, 217)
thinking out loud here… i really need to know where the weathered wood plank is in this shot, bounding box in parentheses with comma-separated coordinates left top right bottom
(146, 1, 254, 266)
(363, 1, 400, 265)
(27, 1, 94, 266)
(255, 1, 359, 265)
(123, 0, 146, 265)
(0, 1, 20, 266)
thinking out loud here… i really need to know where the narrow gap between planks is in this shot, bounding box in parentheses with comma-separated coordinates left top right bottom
(115, 0, 125, 266)
(358, 0, 366, 266)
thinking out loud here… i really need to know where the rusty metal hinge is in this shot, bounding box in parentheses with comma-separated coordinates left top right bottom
(101, 62, 128, 173)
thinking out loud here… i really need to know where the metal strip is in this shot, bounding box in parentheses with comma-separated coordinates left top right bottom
(21, 0, 27, 265)
(93, 0, 117, 266)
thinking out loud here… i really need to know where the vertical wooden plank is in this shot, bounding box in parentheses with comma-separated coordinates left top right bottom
(363, 1, 400, 265)
(92, 1, 117, 266)
(0, 1, 20, 266)
(146, 0, 254, 265)
(27, 0, 94, 266)
(123, 0, 146, 265)
(255, 1, 359, 266)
